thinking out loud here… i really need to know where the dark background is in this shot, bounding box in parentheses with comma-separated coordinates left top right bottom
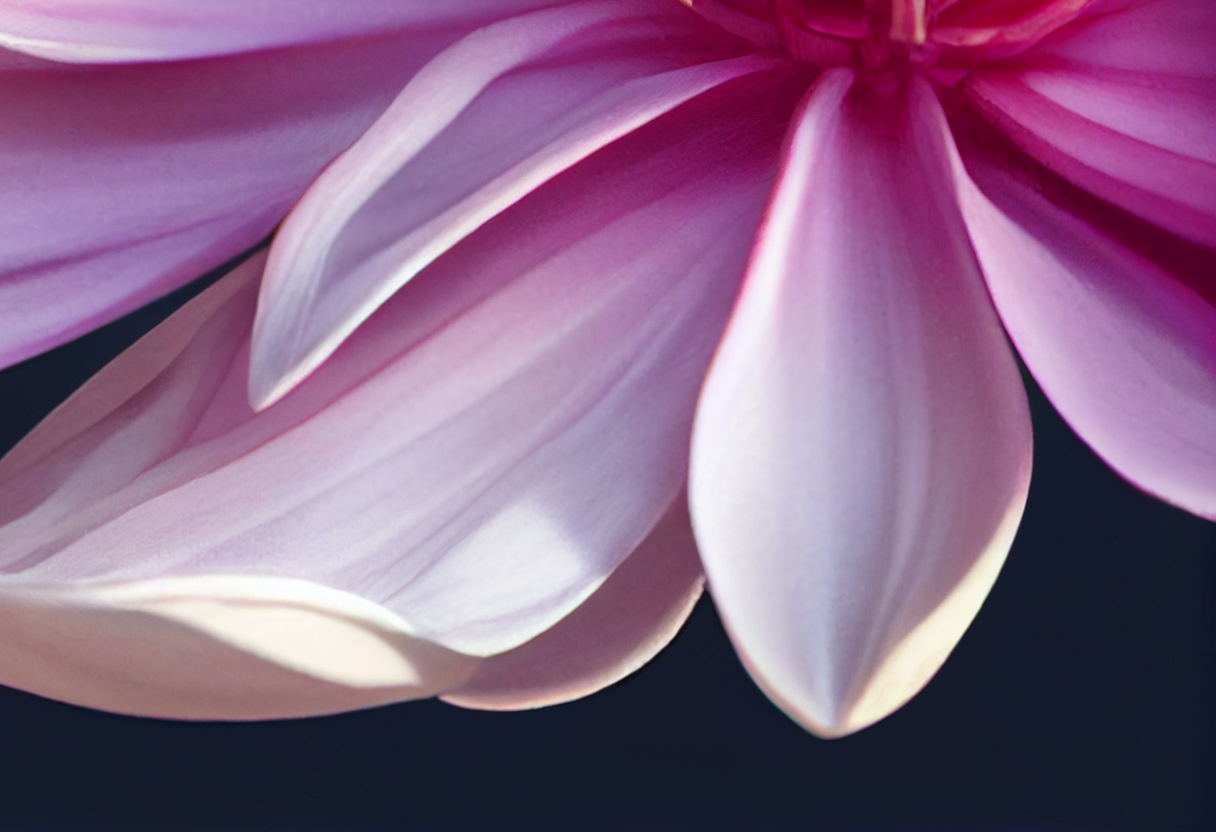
(0, 265, 1212, 832)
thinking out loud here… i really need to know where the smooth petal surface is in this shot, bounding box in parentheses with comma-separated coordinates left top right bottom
(252, 0, 768, 407)
(0, 75, 791, 677)
(0, 32, 451, 370)
(953, 152, 1216, 519)
(0, 0, 559, 62)
(691, 71, 1033, 737)
(443, 494, 704, 710)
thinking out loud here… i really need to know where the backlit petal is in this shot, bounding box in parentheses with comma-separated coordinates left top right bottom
(691, 71, 1033, 737)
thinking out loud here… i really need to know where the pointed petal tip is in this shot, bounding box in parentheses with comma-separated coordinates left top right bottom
(245, 349, 312, 413)
(721, 479, 1028, 740)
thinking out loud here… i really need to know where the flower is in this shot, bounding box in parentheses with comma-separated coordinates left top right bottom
(0, 0, 1212, 737)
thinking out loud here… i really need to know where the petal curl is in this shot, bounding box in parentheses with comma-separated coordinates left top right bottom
(690, 71, 1033, 737)
(0, 75, 790, 682)
(0, 33, 450, 370)
(951, 149, 1216, 519)
(252, 0, 769, 407)
(442, 494, 703, 710)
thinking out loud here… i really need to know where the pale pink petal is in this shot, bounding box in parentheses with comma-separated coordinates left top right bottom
(951, 152, 1216, 520)
(0, 576, 480, 720)
(0, 0, 560, 62)
(252, 0, 770, 407)
(690, 71, 1033, 738)
(965, 72, 1216, 246)
(0, 78, 791, 678)
(0, 32, 454, 370)
(442, 494, 703, 711)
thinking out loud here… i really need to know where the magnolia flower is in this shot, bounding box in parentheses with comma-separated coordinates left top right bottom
(0, 0, 1212, 737)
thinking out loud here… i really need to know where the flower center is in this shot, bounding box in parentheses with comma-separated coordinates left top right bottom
(683, 0, 1090, 83)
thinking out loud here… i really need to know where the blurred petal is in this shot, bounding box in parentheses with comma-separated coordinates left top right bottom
(0, 0, 560, 62)
(691, 71, 1033, 738)
(0, 575, 479, 720)
(443, 494, 703, 710)
(965, 71, 1216, 245)
(253, 0, 768, 407)
(953, 153, 1216, 520)
(0, 76, 790, 674)
(0, 32, 452, 370)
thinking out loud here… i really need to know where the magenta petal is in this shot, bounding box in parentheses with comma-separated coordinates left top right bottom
(965, 72, 1216, 245)
(0, 0, 559, 62)
(441, 494, 703, 710)
(0, 80, 787, 690)
(0, 32, 455, 370)
(252, 0, 770, 407)
(954, 154, 1216, 520)
(690, 71, 1033, 737)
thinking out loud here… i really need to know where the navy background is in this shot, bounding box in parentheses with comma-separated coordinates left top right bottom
(0, 258, 1212, 831)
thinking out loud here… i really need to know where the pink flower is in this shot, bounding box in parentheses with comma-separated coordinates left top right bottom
(0, 0, 1212, 737)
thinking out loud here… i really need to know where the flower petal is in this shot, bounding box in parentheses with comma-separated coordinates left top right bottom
(1035, 0, 1216, 80)
(0, 575, 480, 720)
(951, 148, 1216, 519)
(0, 76, 791, 675)
(252, 0, 770, 407)
(690, 71, 1033, 738)
(0, 0, 560, 62)
(442, 493, 703, 710)
(964, 71, 1216, 246)
(0, 32, 452, 370)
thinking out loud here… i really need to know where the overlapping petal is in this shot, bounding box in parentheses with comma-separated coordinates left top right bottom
(0, 73, 792, 713)
(251, 0, 770, 407)
(1, 0, 1206, 737)
(691, 71, 1033, 737)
